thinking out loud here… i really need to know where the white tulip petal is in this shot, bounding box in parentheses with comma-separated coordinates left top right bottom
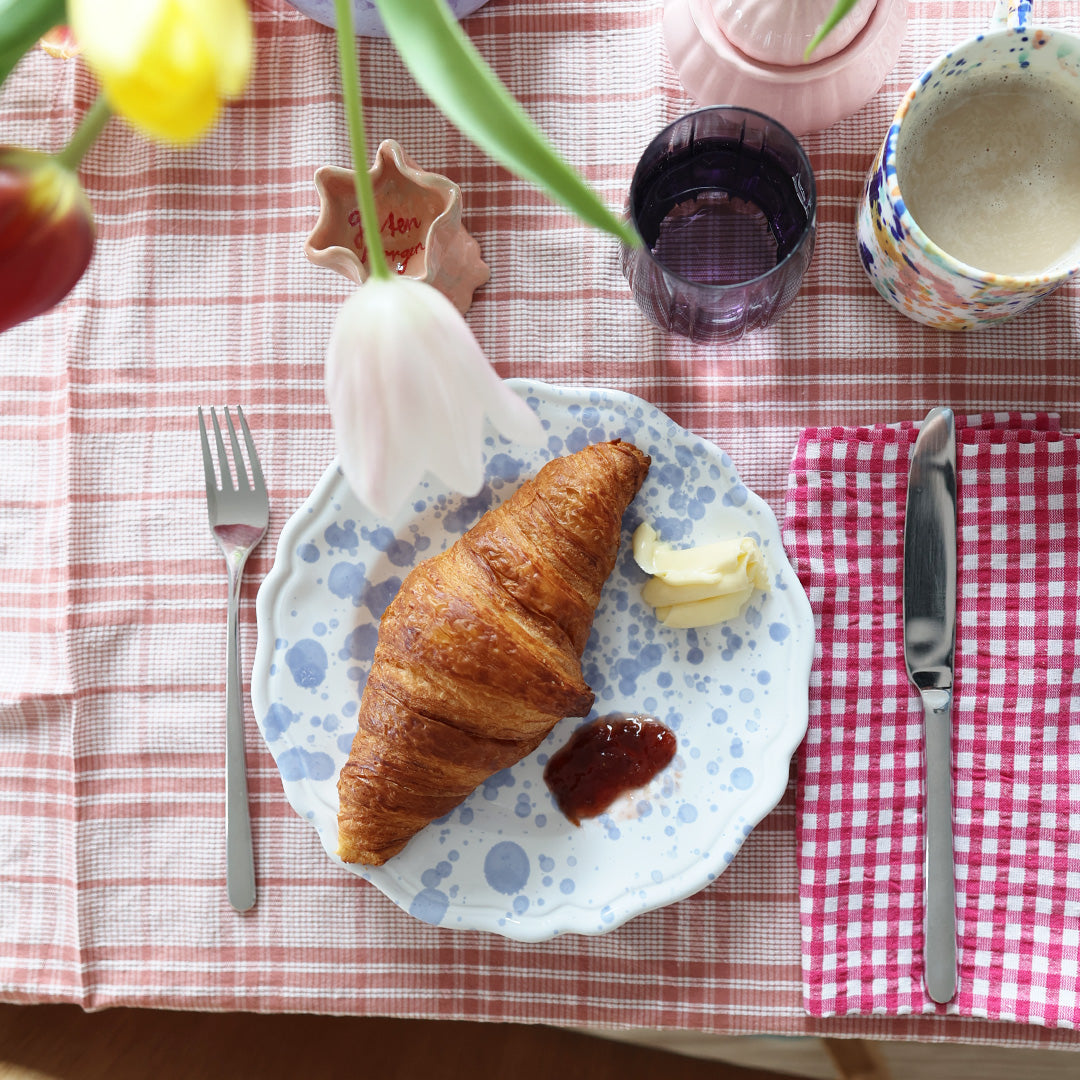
(409, 305, 484, 493)
(480, 368, 547, 447)
(324, 277, 544, 520)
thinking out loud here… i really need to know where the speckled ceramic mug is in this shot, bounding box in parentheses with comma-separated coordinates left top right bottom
(857, 0, 1080, 330)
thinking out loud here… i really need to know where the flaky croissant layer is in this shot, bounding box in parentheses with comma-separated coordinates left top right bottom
(337, 439, 651, 865)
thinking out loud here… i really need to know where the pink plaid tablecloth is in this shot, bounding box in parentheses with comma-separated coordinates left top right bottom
(2, 0, 1080, 1051)
(783, 416, 1080, 1029)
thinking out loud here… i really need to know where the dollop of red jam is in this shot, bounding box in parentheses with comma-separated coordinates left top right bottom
(543, 714, 677, 825)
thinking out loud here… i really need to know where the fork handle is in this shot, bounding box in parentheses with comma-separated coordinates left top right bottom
(226, 555, 256, 912)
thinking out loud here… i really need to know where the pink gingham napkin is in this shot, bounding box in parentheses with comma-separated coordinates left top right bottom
(782, 413, 1080, 1028)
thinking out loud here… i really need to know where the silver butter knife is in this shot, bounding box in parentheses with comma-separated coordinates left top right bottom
(903, 406, 958, 1004)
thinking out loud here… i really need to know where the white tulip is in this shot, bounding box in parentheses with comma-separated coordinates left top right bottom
(326, 276, 545, 520)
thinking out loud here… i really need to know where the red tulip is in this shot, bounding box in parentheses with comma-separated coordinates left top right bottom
(39, 26, 82, 59)
(0, 147, 94, 334)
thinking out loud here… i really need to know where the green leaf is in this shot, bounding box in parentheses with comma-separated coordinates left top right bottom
(373, 0, 639, 246)
(804, 0, 860, 62)
(0, 0, 67, 89)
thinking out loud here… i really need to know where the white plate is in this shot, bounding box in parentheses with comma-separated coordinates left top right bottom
(252, 380, 813, 940)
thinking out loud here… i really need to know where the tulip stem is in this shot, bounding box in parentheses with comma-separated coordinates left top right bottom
(55, 94, 111, 172)
(333, 0, 391, 281)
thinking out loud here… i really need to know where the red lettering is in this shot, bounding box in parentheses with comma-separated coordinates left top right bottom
(381, 211, 422, 238)
(347, 209, 365, 254)
(340, 206, 426, 272)
(387, 240, 425, 273)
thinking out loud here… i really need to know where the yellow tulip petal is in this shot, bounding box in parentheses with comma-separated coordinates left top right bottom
(68, 0, 251, 144)
(68, 0, 158, 72)
(106, 72, 221, 144)
(185, 0, 253, 95)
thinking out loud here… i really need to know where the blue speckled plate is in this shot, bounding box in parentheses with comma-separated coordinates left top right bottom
(251, 380, 813, 940)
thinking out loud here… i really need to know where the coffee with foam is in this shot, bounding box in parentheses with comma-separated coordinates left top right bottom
(896, 76, 1080, 277)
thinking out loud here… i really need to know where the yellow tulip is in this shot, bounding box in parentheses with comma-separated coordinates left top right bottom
(68, 0, 252, 144)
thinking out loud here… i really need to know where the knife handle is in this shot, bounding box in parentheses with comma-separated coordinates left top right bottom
(922, 688, 957, 1003)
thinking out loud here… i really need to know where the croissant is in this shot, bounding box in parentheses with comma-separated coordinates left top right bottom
(336, 439, 651, 865)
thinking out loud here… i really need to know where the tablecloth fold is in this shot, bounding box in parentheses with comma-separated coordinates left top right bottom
(783, 413, 1080, 1028)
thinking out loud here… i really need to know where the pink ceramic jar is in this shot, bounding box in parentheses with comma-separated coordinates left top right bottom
(663, 0, 908, 135)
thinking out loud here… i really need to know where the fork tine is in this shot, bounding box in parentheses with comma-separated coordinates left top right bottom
(197, 407, 219, 505)
(224, 407, 250, 491)
(236, 406, 267, 497)
(209, 406, 234, 492)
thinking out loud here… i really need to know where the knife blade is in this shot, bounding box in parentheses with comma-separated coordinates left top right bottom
(903, 406, 958, 1005)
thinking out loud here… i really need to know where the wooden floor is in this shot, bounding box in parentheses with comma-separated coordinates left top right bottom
(3, 1004, 1076, 1079)
(0, 1005, 807, 1080)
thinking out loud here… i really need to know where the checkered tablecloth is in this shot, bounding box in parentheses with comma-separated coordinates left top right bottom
(784, 415, 1080, 1029)
(1, 0, 1079, 1051)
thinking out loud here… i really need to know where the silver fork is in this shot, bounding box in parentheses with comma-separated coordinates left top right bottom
(198, 406, 269, 912)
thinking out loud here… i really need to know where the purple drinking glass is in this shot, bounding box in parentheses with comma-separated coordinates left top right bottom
(620, 107, 817, 345)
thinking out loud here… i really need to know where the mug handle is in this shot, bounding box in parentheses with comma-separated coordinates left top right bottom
(992, 0, 1031, 30)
